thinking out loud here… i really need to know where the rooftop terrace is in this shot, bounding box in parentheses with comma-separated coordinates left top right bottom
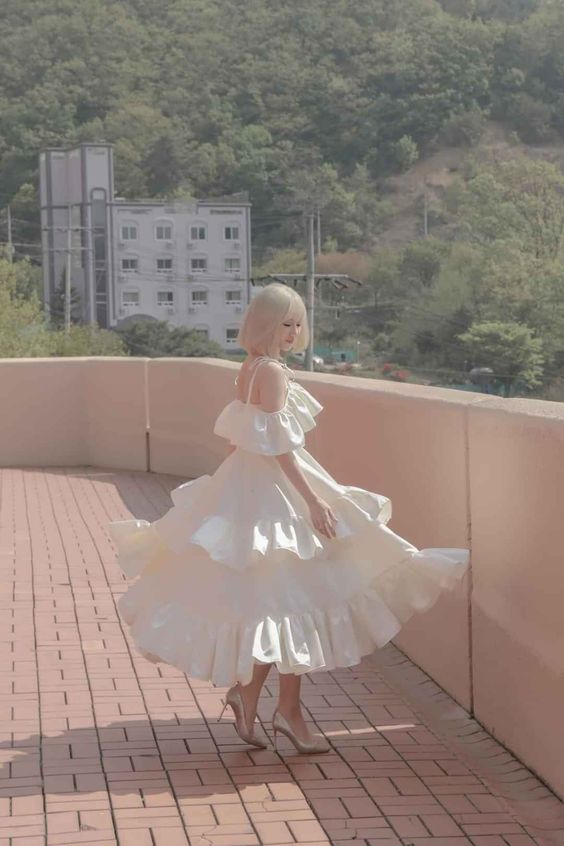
(0, 357, 563, 846)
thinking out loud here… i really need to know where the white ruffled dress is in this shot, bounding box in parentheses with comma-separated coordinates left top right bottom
(109, 356, 469, 687)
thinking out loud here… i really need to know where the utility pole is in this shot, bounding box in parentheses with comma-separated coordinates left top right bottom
(65, 205, 72, 334)
(316, 209, 322, 255)
(7, 205, 13, 263)
(423, 187, 429, 238)
(42, 210, 94, 327)
(305, 212, 315, 371)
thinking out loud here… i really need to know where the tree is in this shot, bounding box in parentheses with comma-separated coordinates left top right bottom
(400, 239, 447, 289)
(254, 250, 306, 277)
(50, 325, 126, 356)
(0, 256, 129, 358)
(457, 320, 544, 392)
(389, 243, 480, 367)
(142, 135, 184, 198)
(440, 104, 487, 146)
(49, 274, 82, 328)
(117, 319, 224, 358)
(0, 256, 52, 357)
(387, 136, 419, 174)
(454, 158, 564, 261)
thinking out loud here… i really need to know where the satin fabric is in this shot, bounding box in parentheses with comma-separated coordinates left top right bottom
(109, 370, 469, 687)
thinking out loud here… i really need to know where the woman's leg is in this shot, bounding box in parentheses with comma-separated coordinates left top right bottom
(235, 661, 272, 729)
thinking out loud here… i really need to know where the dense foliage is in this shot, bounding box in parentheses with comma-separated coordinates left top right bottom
(2, 0, 564, 254)
(2, 0, 564, 391)
(334, 157, 564, 392)
(117, 319, 224, 357)
(0, 255, 127, 356)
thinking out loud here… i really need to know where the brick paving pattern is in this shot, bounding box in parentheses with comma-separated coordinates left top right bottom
(0, 467, 563, 846)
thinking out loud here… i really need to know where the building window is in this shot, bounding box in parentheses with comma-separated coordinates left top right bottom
(225, 289, 242, 304)
(191, 289, 208, 306)
(121, 257, 139, 273)
(224, 225, 240, 241)
(224, 257, 241, 273)
(121, 224, 137, 241)
(190, 224, 207, 241)
(122, 291, 140, 308)
(157, 290, 174, 307)
(193, 327, 209, 340)
(225, 327, 239, 345)
(191, 257, 207, 273)
(157, 257, 173, 273)
(155, 221, 173, 241)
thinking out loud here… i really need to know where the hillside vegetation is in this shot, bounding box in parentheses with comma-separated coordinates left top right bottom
(2, 0, 564, 394)
(2, 0, 564, 247)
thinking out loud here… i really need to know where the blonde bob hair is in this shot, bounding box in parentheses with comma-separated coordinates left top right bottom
(237, 283, 309, 358)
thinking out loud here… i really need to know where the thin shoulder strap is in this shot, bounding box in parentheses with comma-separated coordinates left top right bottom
(245, 356, 282, 404)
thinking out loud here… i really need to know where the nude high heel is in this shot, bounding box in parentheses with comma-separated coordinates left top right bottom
(272, 709, 331, 754)
(218, 687, 267, 749)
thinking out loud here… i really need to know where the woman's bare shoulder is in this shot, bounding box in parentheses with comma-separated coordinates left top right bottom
(235, 357, 284, 401)
(254, 360, 287, 411)
(255, 358, 286, 383)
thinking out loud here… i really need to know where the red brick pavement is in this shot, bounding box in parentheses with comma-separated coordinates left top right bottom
(0, 467, 563, 846)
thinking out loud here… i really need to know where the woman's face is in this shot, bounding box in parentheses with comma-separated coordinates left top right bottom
(278, 308, 302, 353)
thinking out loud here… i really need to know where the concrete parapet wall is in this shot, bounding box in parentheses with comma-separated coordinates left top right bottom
(0, 358, 87, 466)
(468, 397, 564, 799)
(84, 357, 148, 471)
(146, 358, 231, 478)
(0, 357, 148, 471)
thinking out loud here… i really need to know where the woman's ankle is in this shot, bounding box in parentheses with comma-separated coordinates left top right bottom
(276, 702, 303, 720)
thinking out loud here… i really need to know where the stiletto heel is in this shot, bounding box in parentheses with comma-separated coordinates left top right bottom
(273, 728, 278, 750)
(219, 687, 267, 749)
(272, 709, 330, 755)
(217, 700, 227, 722)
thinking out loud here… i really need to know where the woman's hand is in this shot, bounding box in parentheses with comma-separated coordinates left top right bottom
(308, 497, 338, 539)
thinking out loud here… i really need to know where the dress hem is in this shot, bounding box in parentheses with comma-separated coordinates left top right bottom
(118, 548, 468, 688)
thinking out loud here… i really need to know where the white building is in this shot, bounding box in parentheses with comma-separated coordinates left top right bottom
(39, 143, 251, 348)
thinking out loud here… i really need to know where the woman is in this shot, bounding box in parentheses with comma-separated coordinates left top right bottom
(109, 283, 468, 754)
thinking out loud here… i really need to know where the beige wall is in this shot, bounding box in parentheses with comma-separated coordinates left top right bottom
(84, 358, 148, 471)
(468, 398, 564, 798)
(147, 358, 233, 477)
(0, 357, 148, 470)
(0, 359, 86, 466)
(1, 356, 563, 798)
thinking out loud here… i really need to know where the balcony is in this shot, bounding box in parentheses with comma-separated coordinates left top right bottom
(0, 357, 563, 845)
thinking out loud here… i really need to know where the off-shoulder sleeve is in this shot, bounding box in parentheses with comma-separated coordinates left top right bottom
(214, 402, 305, 455)
(289, 384, 322, 432)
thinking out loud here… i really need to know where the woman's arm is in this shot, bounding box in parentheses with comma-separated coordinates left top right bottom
(276, 450, 318, 507)
(276, 452, 337, 539)
(257, 362, 337, 538)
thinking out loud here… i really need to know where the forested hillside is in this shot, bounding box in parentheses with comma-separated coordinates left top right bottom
(1, 0, 564, 250)
(2, 0, 564, 394)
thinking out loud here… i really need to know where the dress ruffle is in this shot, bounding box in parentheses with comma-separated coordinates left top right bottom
(110, 450, 394, 573)
(213, 380, 322, 456)
(115, 537, 468, 687)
